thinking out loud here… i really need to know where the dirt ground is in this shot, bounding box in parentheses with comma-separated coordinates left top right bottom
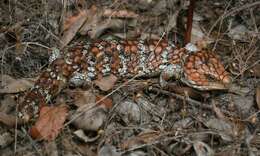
(0, 0, 260, 156)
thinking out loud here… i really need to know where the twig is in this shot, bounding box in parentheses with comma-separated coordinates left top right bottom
(207, 1, 260, 37)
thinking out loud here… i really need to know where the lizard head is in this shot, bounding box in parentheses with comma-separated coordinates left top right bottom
(181, 50, 231, 90)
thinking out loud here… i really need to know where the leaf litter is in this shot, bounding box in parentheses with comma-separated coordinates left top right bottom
(0, 0, 260, 155)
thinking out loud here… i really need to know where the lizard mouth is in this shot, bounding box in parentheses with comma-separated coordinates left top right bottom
(181, 76, 231, 90)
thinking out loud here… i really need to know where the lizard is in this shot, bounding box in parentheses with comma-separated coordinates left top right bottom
(17, 39, 231, 122)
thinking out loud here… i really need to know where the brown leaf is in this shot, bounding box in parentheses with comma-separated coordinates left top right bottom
(0, 75, 34, 93)
(30, 105, 68, 141)
(256, 85, 260, 110)
(103, 9, 139, 18)
(60, 10, 87, 48)
(94, 74, 118, 91)
(96, 95, 113, 109)
(71, 103, 107, 131)
(121, 131, 160, 150)
(67, 89, 96, 107)
(79, 6, 125, 39)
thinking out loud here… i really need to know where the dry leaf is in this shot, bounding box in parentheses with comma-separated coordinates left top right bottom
(68, 89, 96, 107)
(30, 105, 68, 141)
(121, 131, 160, 150)
(72, 103, 107, 131)
(193, 141, 214, 156)
(0, 75, 34, 93)
(103, 9, 139, 18)
(94, 74, 118, 91)
(96, 95, 113, 109)
(73, 129, 100, 143)
(60, 10, 87, 48)
(78, 6, 125, 38)
(256, 85, 260, 110)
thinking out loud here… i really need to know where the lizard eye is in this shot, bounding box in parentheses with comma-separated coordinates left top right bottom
(182, 50, 231, 90)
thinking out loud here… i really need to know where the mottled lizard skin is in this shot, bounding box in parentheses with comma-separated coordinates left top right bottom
(18, 39, 231, 121)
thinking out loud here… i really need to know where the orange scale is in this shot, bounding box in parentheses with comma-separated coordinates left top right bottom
(73, 56, 82, 64)
(191, 72, 200, 79)
(194, 56, 201, 62)
(127, 40, 134, 45)
(216, 67, 224, 75)
(222, 75, 231, 84)
(91, 47, 100, 56)
(161, 41, 168, 48)
(184, 68, 192, 75)
(185, 61, 194, 69)
(81, 62, 88, 70)
(149, 44, 155, 51)
(111, 43, 117, 49)
(153, 40, 158, 45)
(219, 74, 224, 80)
(155, 46, 163, 55)
(188, 56, 195, 62)
(196, 67, 205, 74)
(131, 45, 138, 53)
(190, 69, 198, 73)
(196, 52, 204, 57)
(124, 46, 131, 54)
(172, 54, 179, 60)
(199, 74, 206, 80)
(210, 57, 218, 64)
(74, 49, 82, 56)
(105, 47, 112, 54)
(201, 64, 209, 72)
(67, 64, 74, 72)
(38, 77, 48, 85)
(200, 79, 208, 85)
(96, 63, 103, 72)
(41, 71, 50, 78)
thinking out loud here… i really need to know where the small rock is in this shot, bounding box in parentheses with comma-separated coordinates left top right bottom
(116, 100, 141, 124)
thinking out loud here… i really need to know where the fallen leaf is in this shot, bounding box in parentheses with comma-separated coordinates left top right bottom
(78, 6, 125, 38)
(96, 95, 113, 109)
(103, 9, 139, 18)
(94, 74, 118, 91)
(0, 75, 34, 93)
(30, 105, 68, 141)
(73, 129, 100, 143)
(71, 103, 107, 131)
(60, 10, 87, 48)
(115, 100, 141, 124)
(67, 89, 96, 107)
(121, 131, 160, 150)
(193, 141, 214, 156)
